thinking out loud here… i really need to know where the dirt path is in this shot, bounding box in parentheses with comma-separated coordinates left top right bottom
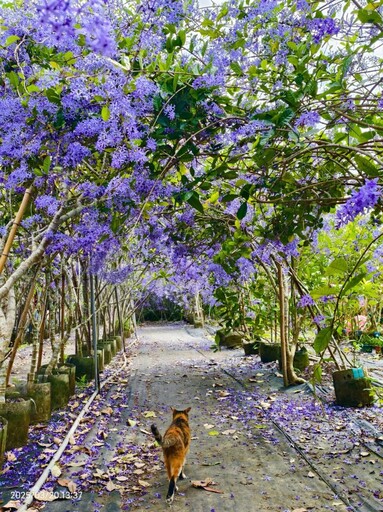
(3, 323, 383, 512)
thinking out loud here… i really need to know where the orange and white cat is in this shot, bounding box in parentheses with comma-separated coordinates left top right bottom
(151, 407, 191, 504)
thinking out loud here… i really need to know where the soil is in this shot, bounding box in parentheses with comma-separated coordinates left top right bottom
(2, 323, 383, 512)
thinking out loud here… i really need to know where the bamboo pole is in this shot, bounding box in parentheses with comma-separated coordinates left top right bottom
(0, 186, 33, 276)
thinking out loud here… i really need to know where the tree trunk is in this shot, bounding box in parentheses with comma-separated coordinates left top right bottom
(277, 263, 304, 387)
(6, 272, 39, 386)
(0, 287, 16, 403)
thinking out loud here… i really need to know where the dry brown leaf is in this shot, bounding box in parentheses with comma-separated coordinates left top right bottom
(191, 478, 223, 494)
(6, 452, 17, 462)
(204, 423, 215, 429)
(292, 508, 308, 512)
(202, 487, 224, 494)
(67, 461, 86, 467)
(142, 411, 156, 418)
(134, 462, 145, 468)
(106, 480, 117, 492)
(101, 407, 113, 416)
(192, 478, 214, 488)
(93, 468, 106, 479)
(360, 451, 369, 457)
(51, 464, 62, 477)
(2, 500, 21, 509)
(53, 437, 62, 445)
(133, 469, 144, 475)
(307, 472, 315, 478)
(68, 436, 76, 445)
(138, 480, 151, 487)
(221, 429, 236, 436)
(116, 476, 129, 482)
(34, 490, 58, 502)
(58, 478, 77, 493)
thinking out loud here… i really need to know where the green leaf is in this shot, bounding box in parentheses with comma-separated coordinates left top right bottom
(5, 35, 20, 46)
(178, 30, 186, 46)
(325, 258, 348, 276)
(45, 88, 61, 105)
(42, 156, 51, 173)
(7, 71, 19, 88)
(236, 202, 247, 220)
(342, 272, 366, 295)
(101, 105, 110, 121)
(357, 8, 382, 23)
(354, 155, 379, 177)
(313, 327, 332, 354)
(312, 363, 322, 383)
(187, 192, 204, 214)
(276, 107, 295, 127)
(230, 62, 243, 76)
(26, 84, 40, 94)
(311, 286, 339, 299)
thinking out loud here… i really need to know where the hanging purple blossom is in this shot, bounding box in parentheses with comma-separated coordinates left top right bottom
(335, 178, 381, 229)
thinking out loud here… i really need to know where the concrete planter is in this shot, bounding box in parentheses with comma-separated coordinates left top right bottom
(106, 338, 117, 357)
(0, 416, 8, 467)
(259, 342, 281, 363)
(25, 382, 51, 424)
(58, 363, 76, 396)
(0, 398, 31, 450)
(98, 342, 112, 365)
(243, 341, 259, 355)
(115, 335, 122, 351)
(37, 366, 71, 411)
(66, 355, 95, 382)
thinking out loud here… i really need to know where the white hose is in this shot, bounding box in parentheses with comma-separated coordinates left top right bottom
(17, 340, 135, 512)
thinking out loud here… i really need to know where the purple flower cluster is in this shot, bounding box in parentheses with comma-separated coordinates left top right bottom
(295, 111, 320, 128)
(309, 17, 339, 44)
(335, 179, 381, 229)
(297, 294, 315, 307)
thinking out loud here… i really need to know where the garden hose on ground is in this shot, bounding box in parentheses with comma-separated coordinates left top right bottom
(17, 339, 136, 512)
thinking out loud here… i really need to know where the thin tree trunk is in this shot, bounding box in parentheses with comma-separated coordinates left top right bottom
(6, 272, 39, 386)
(278, 263, 289, 387)
(0, 287, 16, 403)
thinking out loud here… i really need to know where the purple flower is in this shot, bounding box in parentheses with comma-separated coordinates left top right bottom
(35, 195, 60, 215)
(309, 17, 339, 43)
(297, 294, 315, 308)
(313, 314, 326, 328)
(335, 178, 381, 228)
(163, 104, 176, 120)
(295, 111, 320, 128)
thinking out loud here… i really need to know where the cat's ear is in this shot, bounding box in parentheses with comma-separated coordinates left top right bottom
(185, 407, 191, 413)
(171, 407, 175, 413)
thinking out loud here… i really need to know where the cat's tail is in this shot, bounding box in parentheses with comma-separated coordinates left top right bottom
(151, 424, 163, 445)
